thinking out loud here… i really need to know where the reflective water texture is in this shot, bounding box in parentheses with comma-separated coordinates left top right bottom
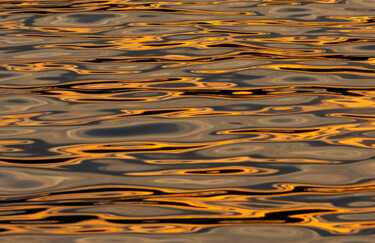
(0, 0, 375, 241)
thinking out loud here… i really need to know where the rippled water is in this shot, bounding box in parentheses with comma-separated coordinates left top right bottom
(1, 0, 375, 241)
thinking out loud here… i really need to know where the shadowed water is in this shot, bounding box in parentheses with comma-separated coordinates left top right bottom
(0, 0, 375, 241)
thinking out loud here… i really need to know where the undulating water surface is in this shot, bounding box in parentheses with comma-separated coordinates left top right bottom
(0, 0, 375, 241)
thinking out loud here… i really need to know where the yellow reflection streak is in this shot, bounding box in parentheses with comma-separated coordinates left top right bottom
(126, 166, 278, 176)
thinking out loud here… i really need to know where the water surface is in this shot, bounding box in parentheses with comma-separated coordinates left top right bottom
(1, 0, 375, 241)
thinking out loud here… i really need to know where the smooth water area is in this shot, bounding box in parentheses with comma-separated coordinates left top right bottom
(0, 0, 375, 242)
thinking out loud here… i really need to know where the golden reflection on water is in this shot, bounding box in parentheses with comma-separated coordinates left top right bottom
(0, 0, 375, 241)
